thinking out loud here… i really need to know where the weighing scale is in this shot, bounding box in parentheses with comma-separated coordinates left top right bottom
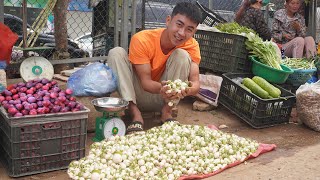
(92, 97, 128, 142)
(19, 56, 54, 81)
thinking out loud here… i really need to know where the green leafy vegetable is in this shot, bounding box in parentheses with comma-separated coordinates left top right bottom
(216, 22, 282, 70)
(215, 22, 256, 35)
(245, 33, 282, 70)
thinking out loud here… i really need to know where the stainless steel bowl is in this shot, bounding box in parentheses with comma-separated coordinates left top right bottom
(91, 97, 129, 112)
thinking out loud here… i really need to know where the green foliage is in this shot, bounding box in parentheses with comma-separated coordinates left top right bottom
(215, 22, 256, 35)
(216, 22, 282, 70)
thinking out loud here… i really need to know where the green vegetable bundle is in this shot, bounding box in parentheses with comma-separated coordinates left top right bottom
(216, 22, 282, 70)
(215, 22, 256, 35)
(245, 33, 282, 70)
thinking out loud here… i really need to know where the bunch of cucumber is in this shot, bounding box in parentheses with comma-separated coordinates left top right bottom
(242, 76, 281, 99)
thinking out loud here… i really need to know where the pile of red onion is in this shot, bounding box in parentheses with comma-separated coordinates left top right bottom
(0, 78, 85, 117)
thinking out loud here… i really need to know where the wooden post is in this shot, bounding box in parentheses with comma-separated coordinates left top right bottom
(131, 0, 137, 36)
(141, 0, 145, 30)
(120, 0, 129, 50)
(0, 0, 4, 23)
(53, 0, 71, 73)
(114, 0, 119, 47)
(22, 0, 28, 57)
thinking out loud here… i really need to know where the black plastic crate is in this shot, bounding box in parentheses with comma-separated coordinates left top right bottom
(219, 73, 296, 128)
(278, 83, 299, 94)
(194, 30, 251, 73)
(196, 1, 227, 27)
(0, 107, 89, 177)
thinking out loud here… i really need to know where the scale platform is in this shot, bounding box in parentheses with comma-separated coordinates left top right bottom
(92, 97, 129, 141)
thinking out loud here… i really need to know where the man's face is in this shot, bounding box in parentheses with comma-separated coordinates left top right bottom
(165, 13, 198, 47)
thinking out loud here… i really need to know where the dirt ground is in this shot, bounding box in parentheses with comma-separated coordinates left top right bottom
(1, 84, 320, 179)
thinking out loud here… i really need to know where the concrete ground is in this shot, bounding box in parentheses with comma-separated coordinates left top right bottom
(1, 83, 320, 179)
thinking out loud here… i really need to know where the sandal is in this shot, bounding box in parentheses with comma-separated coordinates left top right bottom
(126, 121, 144, 135)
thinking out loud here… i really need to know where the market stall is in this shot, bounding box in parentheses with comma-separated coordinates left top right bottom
(1, 0, 320, 179)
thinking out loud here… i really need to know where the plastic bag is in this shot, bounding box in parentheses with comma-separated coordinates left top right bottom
(296, 80, 320, 132)
(195, 74, 223, 107)
(67, 62, 117, 97)
(0, 61, 7, 69)
(0, 22, 18, 65)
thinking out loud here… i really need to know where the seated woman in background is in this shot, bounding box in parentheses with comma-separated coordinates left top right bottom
(272, 0, 316, 58)
(235, 0, 271, 41)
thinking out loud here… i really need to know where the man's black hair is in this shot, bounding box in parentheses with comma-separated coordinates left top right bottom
(171, 2, 202, 25)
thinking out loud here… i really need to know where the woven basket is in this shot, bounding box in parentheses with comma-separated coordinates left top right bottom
(286, 68, 317, 86)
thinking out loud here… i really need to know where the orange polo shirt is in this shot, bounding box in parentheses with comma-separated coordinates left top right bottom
(129, 28, 201, 81)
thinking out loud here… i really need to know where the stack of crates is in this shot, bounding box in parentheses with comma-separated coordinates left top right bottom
(0, 107, 89, 177)
(195, 1, 251, 74)
(195, 2, 296, 128)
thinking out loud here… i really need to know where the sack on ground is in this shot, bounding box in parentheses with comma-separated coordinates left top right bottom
(195, 74, 223, 107)
(67, 62, 117, 96)
(296, 81, 320, 132)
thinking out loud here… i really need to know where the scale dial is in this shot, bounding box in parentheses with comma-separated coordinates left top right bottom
(20, 56, 54, 82)
(103, 117, 126, 138)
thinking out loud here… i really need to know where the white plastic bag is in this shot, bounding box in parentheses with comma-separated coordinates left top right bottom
(195, 74, 223, 107)
(197, 24, 221, 32)
(296, 80, 320, 132)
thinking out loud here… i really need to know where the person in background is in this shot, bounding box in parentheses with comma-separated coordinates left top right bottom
(107, 2, 202, 134)
(235, 0, 271, 41)
(272, 0, 316, 58)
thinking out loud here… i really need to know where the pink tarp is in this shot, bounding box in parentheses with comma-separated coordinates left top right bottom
(179, 125, 277, 180)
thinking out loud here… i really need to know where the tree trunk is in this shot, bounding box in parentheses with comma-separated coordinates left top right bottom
(53, 0, 70, 73)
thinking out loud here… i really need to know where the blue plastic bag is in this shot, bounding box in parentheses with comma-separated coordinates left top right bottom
(0, 61, 7, 69)
(307, 75, 318, 84)
(67, 62, 117, 96)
